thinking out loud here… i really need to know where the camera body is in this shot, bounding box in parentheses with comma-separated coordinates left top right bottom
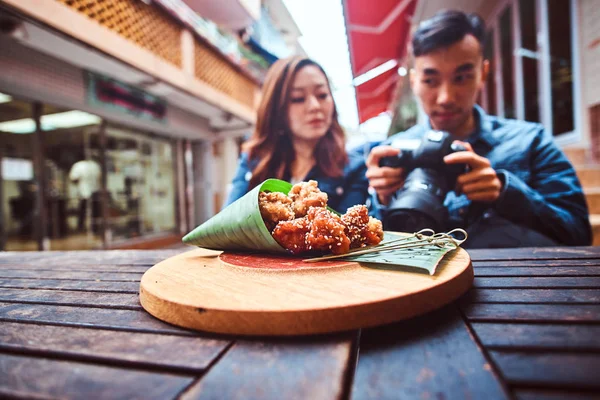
(378, 130, 468, 232)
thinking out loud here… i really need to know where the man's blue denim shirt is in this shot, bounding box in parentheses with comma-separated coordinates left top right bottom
(225, 150, 370, 215)
(363, 105, 592, 246)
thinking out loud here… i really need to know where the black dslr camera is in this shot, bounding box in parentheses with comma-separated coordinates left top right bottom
(378, 130, 468, 233)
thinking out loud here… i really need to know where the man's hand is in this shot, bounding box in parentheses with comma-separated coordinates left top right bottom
(365, 146, 405, 206)
(443, 141, 503, 203)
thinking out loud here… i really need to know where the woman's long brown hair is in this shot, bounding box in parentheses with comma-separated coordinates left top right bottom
(244, 57, 348, 189)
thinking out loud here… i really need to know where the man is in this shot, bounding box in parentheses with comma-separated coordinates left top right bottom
(69, 159, 101, 232)
(365, 10, 591, 248)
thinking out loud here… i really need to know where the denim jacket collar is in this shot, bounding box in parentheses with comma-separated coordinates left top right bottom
(424, 105, 500, 151)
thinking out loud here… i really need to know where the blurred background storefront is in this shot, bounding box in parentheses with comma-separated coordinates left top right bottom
(3, 0, 600, 249)
(0, 0, 301, 250)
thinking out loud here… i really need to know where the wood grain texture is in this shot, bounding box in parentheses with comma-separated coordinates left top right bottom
(0, 302, 193, 335)
(463, 288, 600, 304)
(462, 303, 600, 322)
(0, 322, 228, 372)
(0, 288, 142, 309)
(140, 248, 473, 335)
(471, 323, 600, 350)
(468, 247, 600, 261)
(474, 267, 600, 276)
(0, 250, 184, 266)
(181, 333, 356, 400)
(0, 265, 150, 272)
(0, 278, 139, 293)
(474, 277, 600, 288)
(2, 248, 598, 398)
(0, 353, 193, 400)
(0, 269, 143, 281)
(473, 259, 600, 267)
(489, 351, 600, 389)
(352, 305, 509, 400)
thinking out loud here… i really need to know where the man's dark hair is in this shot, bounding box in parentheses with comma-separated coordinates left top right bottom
(412, 10, 485, 56)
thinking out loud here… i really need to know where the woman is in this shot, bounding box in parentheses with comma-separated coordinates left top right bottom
(225, 56, 369, 214)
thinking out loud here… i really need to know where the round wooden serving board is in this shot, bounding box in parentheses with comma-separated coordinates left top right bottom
(139, 247, 473, 336)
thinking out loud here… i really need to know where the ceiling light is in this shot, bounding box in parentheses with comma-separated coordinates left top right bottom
(0, 118, 35, 134)
(397, 66, 407, 77)
(0, 110, 101, 134)
(0, 92, 13, 104)
(42, 110, 101, 130)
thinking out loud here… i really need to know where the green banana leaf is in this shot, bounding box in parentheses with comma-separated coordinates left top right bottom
(182, 179, 292, 253)
(344, 232, 457, 275)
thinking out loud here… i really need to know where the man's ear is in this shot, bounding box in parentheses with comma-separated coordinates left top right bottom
(481, 59, 490, 86)
(409, 68, 416, 89)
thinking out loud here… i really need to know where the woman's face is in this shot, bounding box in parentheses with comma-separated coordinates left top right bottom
(286, 65, 334, 143)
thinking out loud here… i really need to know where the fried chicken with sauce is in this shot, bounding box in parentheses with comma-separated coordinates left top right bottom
(258, 191, 294, 231)
(288, 180, 328, 217)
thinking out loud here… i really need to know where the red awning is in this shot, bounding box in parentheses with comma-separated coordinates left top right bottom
(343, 0, 417, 123)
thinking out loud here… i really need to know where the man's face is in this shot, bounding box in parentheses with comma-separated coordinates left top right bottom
(410, 34, 488, 137)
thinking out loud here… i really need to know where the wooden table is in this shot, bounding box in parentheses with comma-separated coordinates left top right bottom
(0, 247, 599, 399)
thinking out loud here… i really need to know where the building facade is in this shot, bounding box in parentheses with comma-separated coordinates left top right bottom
(0, 0, 296, 250)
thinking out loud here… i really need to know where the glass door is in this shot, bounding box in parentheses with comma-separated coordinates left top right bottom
(0, 93, 38, 251)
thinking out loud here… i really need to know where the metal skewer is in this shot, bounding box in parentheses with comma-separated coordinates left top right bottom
(303, 228, 468, 262)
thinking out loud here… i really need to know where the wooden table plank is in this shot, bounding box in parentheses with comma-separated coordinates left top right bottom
(0, 265, 151, 273)
(489, 350, 600, 389)
(474, 267, 600, 277)
(351, 305, 509, 400)
(473, 259, 600, 267)
(0, 322, 228, 372)
(462, 303, 600, 322)
(463, 289, 600, 304)
(0, 302, 194, 335)
(0, 270, 143, 281)
(474, 277, 600, 288)
(471, 323, 600, 350)
(0, 278, 139, 293)
(0, 288, 141, 308)
(0, 250, 185, 266)
(181, 333, 357, 400)
(0, 353, 194, 400)
(468, 247, 600, 261)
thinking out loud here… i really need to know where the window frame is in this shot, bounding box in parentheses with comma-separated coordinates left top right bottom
(482, 0, 582, 144)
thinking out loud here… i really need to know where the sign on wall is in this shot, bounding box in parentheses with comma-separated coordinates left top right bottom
(85, 72, 167, 124)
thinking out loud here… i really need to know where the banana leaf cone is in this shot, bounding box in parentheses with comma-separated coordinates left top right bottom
(182, 179, 292, 253)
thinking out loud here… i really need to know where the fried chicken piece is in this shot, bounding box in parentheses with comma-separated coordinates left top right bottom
(365, 216, 384, 245)
(259, 191, 294, 232)
(341, 205, 370, 248)
(305, 207, 350, 255)
(288, 180, 328, 217)
(272, 218, 310, 255)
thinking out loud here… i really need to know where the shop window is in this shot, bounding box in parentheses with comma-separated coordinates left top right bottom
(500, 6, 515, 119)
(0, 94, 37, 251)
(41, 104, 103, 250)
(105, 126, 176, 241)
(519, 0, 541, 123)
(548, 0, 574, 135)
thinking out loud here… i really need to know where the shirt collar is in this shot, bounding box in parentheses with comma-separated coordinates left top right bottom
(470, 104, 500, 149)
(424, 104, 500, 150)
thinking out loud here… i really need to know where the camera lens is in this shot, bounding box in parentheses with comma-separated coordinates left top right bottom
(383, 168, 449, 232)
